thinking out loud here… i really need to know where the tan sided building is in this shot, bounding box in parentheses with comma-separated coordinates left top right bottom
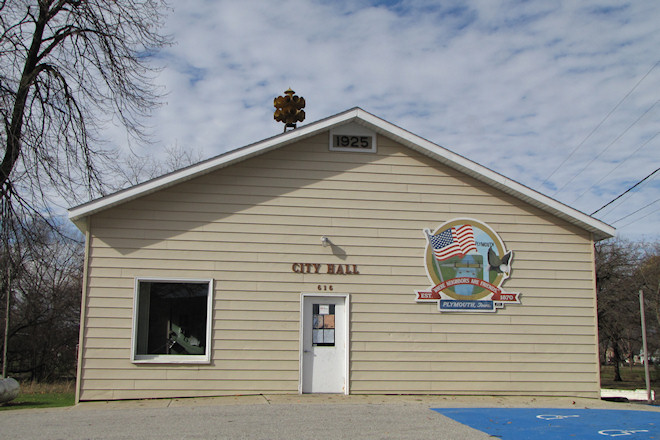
(69, 108, 614, 402)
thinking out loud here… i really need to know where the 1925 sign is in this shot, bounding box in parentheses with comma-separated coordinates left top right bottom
(332, 135, 372, 150)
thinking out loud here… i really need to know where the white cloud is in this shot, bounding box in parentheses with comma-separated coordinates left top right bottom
(117, 0, 660, 239)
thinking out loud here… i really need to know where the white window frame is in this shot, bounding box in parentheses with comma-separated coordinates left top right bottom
(131, 277, 214, 364)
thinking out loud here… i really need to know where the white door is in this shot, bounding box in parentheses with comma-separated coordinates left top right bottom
(301, 295, 348, 394)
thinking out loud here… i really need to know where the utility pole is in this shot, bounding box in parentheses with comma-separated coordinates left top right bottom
(640, 290, 652, 404)
(1, 197, 9, 379)
(2, 264, 9, 379)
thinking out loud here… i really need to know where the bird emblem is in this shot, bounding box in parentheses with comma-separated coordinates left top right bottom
(488, 247, 513, 276)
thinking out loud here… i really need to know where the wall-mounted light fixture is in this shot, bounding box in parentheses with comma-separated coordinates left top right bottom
(321, 236, 330, 247)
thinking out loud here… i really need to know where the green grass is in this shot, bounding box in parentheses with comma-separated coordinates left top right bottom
(0, 381, 74, 411)
(601, 364, 659, 390)
(0, 369, 654, 410)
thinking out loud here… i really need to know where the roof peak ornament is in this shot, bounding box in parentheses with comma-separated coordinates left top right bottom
(274, 88, 305, 132)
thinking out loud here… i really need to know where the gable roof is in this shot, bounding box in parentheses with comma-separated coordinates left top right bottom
(69, 107, 615, 240)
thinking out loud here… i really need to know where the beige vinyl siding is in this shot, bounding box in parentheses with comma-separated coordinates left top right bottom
(79, 132, 600, 400)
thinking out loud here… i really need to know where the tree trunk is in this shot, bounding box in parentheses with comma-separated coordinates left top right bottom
(612, 342, 623, 382)
(0, 5, 48, 193)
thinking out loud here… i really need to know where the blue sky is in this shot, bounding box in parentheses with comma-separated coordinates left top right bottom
(127, 0, 659, 240)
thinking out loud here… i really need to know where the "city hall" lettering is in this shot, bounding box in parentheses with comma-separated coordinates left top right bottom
(291, 263, 360, 275)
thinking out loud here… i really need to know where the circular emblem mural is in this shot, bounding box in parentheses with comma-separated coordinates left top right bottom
(416, 218, 521, 312)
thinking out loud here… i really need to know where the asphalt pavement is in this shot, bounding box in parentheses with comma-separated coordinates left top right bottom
(1, 394, 658, 439)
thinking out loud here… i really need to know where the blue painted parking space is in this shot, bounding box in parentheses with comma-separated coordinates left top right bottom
(432, 408, 660, 439)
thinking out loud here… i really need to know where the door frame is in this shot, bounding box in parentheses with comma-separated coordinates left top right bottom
(299, 293, 350, 395)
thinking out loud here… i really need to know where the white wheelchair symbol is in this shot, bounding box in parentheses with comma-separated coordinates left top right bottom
(536, 414, 580, 420)
(598, 429, 649, 437)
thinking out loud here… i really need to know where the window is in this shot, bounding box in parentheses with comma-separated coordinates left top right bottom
(312, 304, 335, 346)
(132, 278, 213, 363)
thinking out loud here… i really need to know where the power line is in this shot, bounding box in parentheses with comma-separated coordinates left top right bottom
(571, 131, 659, 203)
(611, 198, 659, 225)
(542, 59, 660, 186)
(598, 172, 659, 219)
(554, 99, 659, 195)
(618, 206, 660, 230)
(591, 166, 660, 215)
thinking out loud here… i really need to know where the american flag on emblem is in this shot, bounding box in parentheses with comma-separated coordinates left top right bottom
(426, 225, 478, 261)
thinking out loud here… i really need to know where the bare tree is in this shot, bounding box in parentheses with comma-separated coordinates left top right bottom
(108, 143, 206, 190)
(1, 0, 170, 213)
(639, 244, 660, 342)
(1, 0, 169, 379)
(0, 216, 82, 380)
(596, 238, 644, 381)
(596, 238, 660, 382)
